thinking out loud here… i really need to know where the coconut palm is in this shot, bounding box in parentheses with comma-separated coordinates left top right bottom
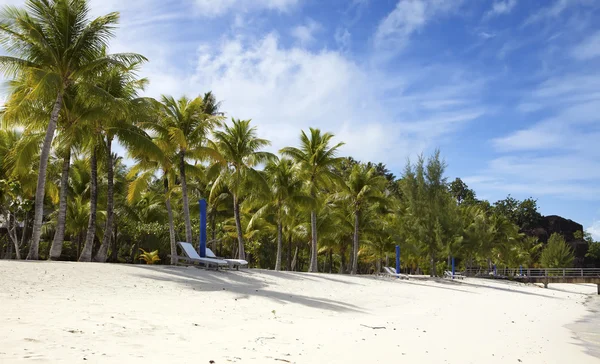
(127, 135, 178, 264)
(0, 0, 146, 259)
(280, 128, 344, 272)
(210, 118, 275, 260)
(249, 158, 312, 270)
(336, 164, 387, 274)
(91, 62, 154, 263)
(153, 95, 222, 246)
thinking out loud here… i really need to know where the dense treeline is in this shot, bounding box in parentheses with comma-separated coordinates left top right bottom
(0, 0, 598, 273)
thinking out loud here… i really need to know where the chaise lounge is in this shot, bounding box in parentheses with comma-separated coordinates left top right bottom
(205, 248, 248, 270)
(169, 242, 229, 270)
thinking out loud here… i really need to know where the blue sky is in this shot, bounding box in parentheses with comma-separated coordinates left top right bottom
(1, 0, 599, 238)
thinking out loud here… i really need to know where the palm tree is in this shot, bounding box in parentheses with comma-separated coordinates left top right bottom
(155, 95, 222, 245)
(250, 158, 312, 270)
(337, 164, 387, 274)
(127, 135, 178, 264)
(281, 128, 344, 272)
(47, 84, 104, 260)
(0, 0, 146, 259)
(211, 118, 275, 260)
(92, 62, 153, 263)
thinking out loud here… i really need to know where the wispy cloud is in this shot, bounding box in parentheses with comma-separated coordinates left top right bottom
(291, 19, 321, 46)
(335, 28, 352, 52)
(183, 34, 485, 167)
(486, 0, 517, 18)
(374, 0, 463, 54)
(571, 30, 600, 60)
(193, 0, 300, 17)
(523, 0, 595, 26)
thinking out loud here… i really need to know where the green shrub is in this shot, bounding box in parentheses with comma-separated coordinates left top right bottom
(540, 233, 574, 268)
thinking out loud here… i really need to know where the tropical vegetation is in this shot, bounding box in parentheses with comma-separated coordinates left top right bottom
(1, 0, 598, 274)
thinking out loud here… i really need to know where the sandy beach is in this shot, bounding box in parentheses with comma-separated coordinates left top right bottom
(0, 261, 598, 364)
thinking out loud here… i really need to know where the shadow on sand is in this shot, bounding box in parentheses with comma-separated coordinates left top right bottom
(434, 277, 561, 299)
(130, 266, 364, 313)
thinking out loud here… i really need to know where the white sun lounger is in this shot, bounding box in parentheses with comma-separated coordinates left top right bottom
(383, 266, 409, 280)
(205, 248, 248, 270)
(444, 270, 465, 280)
(170, 242, 228, 270)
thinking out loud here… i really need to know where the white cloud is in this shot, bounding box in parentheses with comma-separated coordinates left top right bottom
(473, 69, 600, 202)
(335, 28, 352, 52)
(587, 220, 600, 241)
(178, 34, 484, 168)
(193, 0, 299, 17)
(487, 0, 517, 17)
(291, 19, 321, 46)
(571, 30, 600, 60)
(374, 0, 462, 53)
(523, 0, 595, 26)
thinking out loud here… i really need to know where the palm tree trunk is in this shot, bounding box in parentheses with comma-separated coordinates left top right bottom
(165, 178, 177, 265)
(275, 209, 283, 271)
(95, 138, 114, 262)
(49, 150, 71, 260)
(232, 195, 246, 260)
(79, 148, 98, 262)
(211, 209, 217, 251)
(347, 240, 354, 274)
(7, 212, 21, 260)
(329, 249, 333, 273)
(20, 210, 28, 256)
(291, 246, 298, 271)
(179, 151, 193, 244)
(111, 220, 118, 262)
(28, 92, 63, 260)
(351, 209, 360, 275)
(339, 244, 346, 274)
(308, 210, 318, 272)
(287, 235, 292, 271)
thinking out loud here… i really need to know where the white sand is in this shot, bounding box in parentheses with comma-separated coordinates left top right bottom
(0, 261, 597, 363)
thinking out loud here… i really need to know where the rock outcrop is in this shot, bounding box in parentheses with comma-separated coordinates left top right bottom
(523, 215, 588, 267)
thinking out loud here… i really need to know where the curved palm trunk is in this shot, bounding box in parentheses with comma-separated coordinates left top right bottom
(95, 138, 114, 263)
(179, 151, 193, 244)
(351, 210, 360, 275)
(308, 210, 318, 272)
(164, 178, 177, 265)
(275, 208, 283, 271)
(49, 150, 71, 260)
(79, 148, 98, 262)
(27, 92, 63, 260)
(232, 195, 246, 260)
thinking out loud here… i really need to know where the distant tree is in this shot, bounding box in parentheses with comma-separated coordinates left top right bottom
(586, 242, 600, 263)
(493, 195, 542, 230)
(516, 198, 543, 230)
(449, 178, 476, 205)
(540, 233, 574, 268)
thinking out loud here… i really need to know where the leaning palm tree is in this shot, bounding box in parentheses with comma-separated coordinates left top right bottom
(336, 164, 387, 274)
(281, 128, 344, 272)
(154, 95, 222, 245)
(210, 118, 275, 260)
(0, 0, 146, 259)
(249, 158, 312, 270)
